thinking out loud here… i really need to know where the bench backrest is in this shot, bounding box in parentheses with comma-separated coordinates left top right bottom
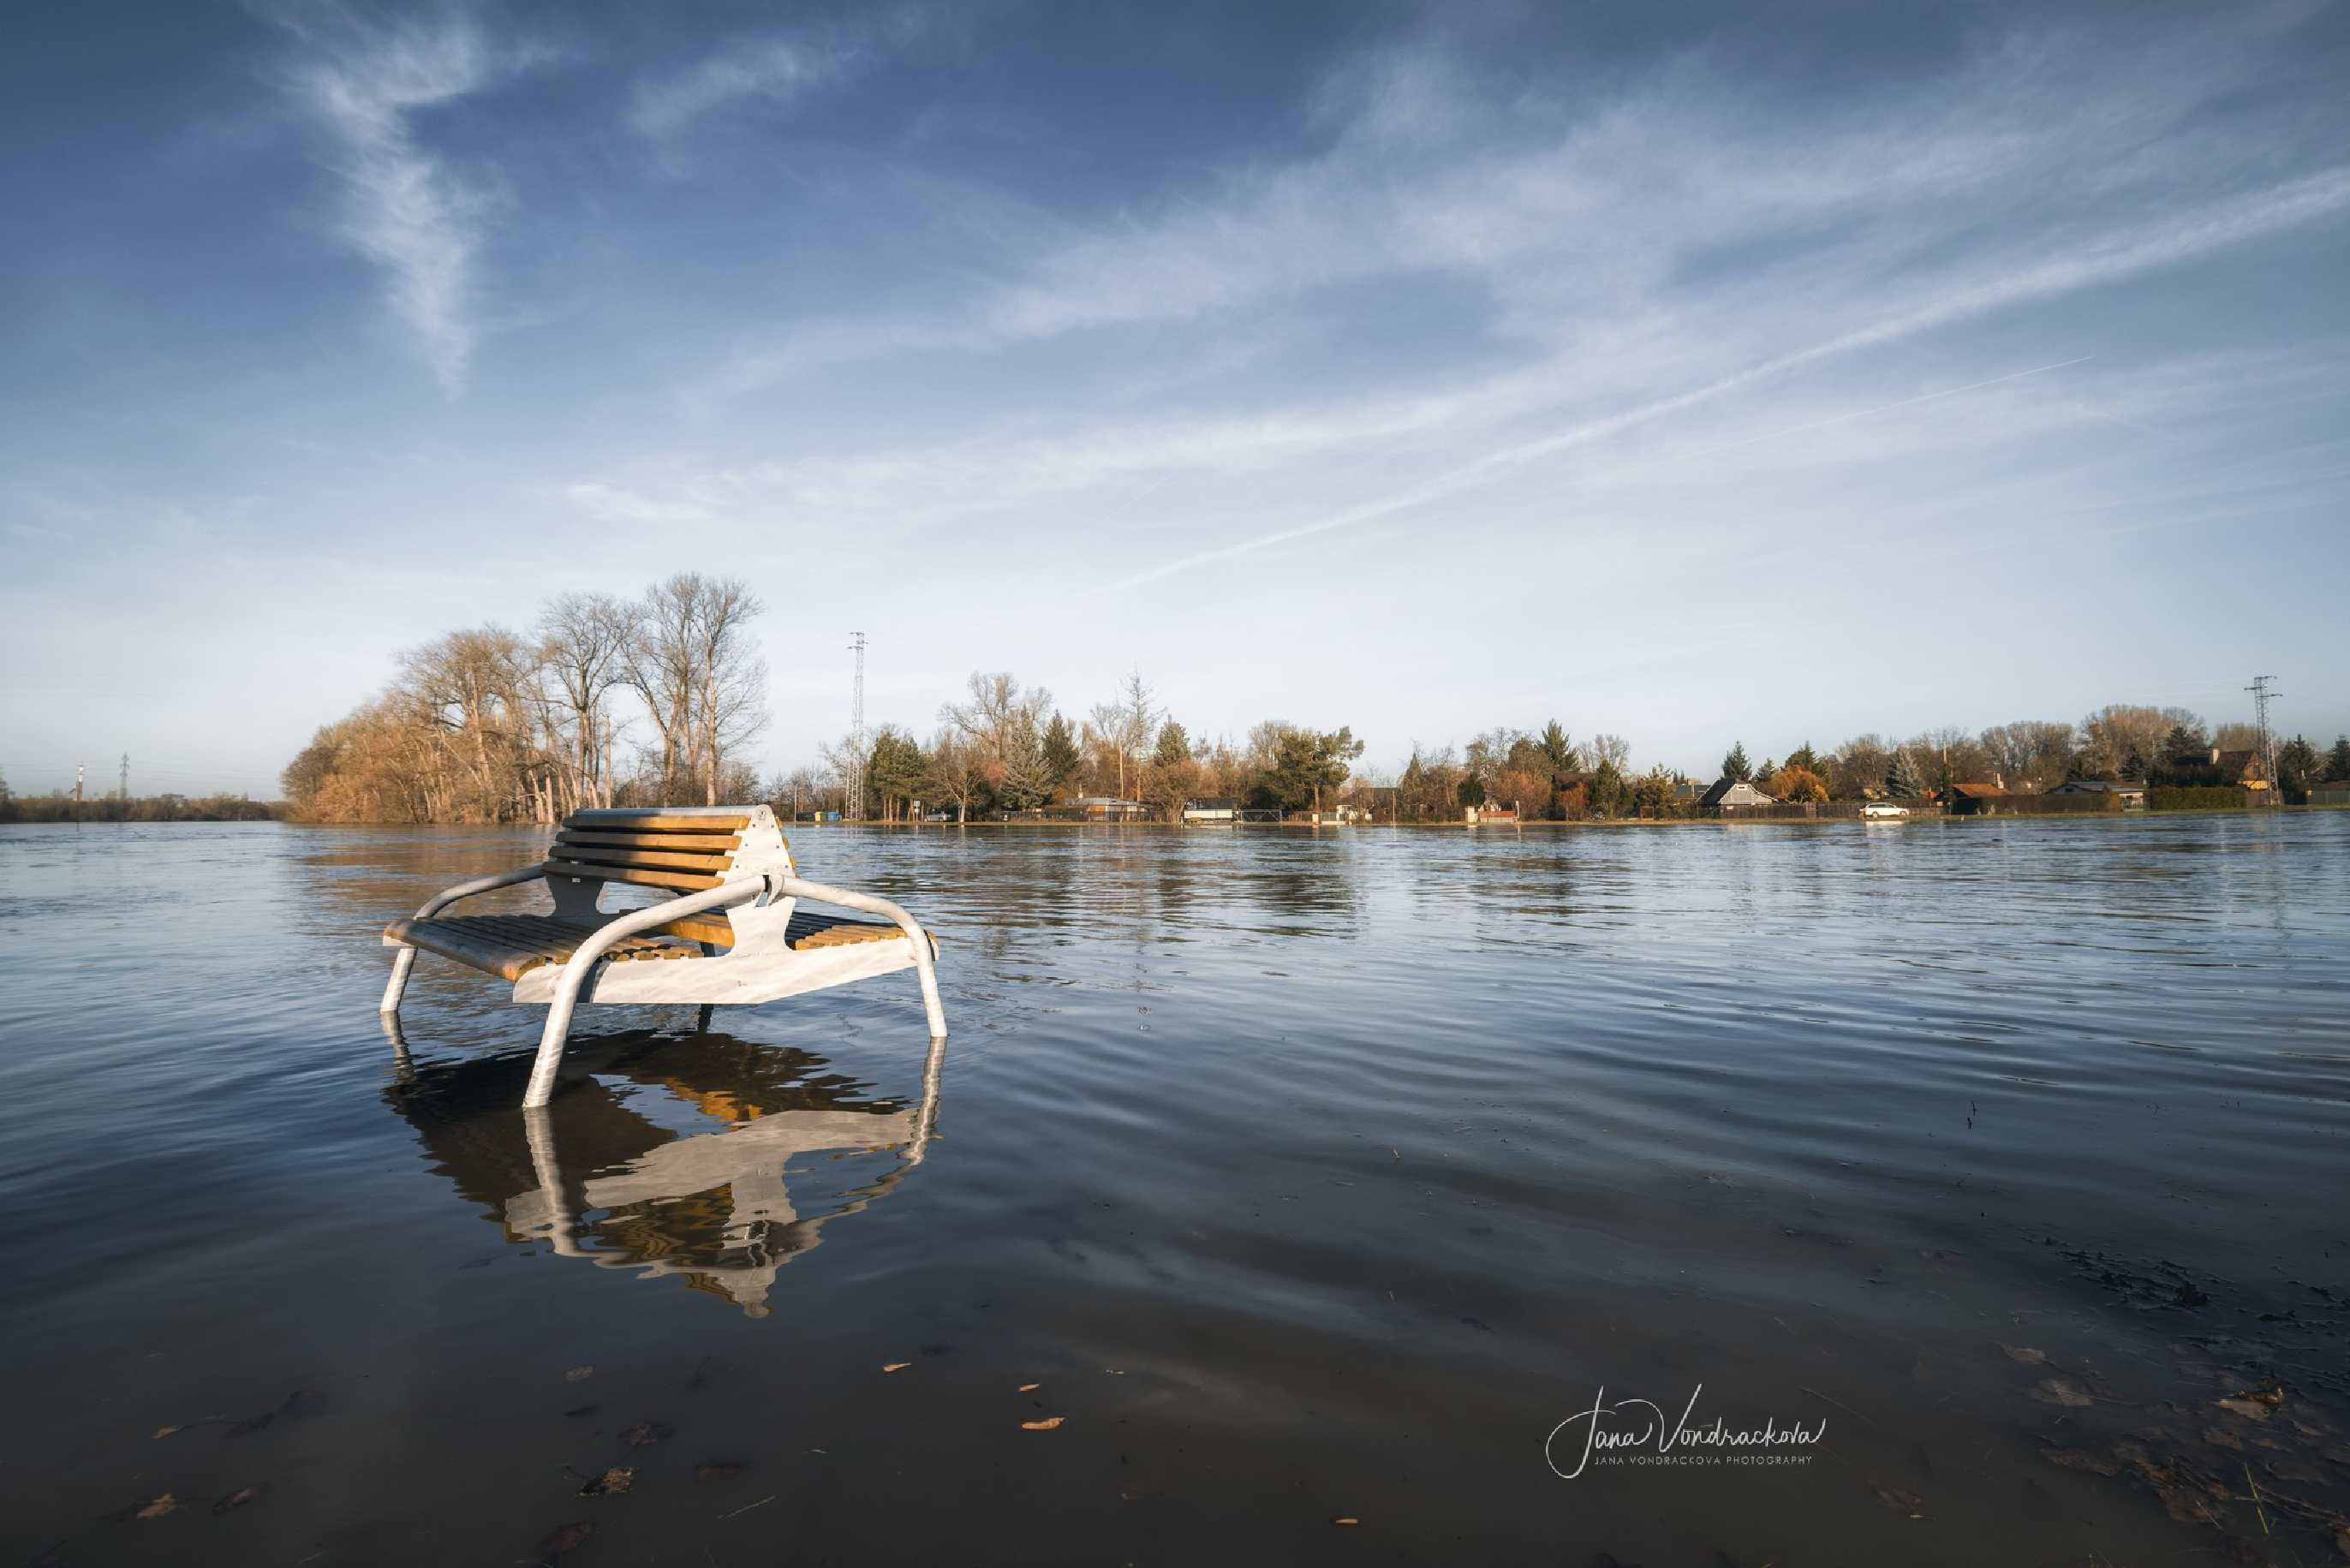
(545, 805, 793, 893)
(541, 806, 797, 952)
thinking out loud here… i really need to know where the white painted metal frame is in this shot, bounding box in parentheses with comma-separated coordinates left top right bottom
(379, 805, 946, 1107)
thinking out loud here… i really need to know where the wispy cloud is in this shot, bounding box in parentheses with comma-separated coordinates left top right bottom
(277, 9, 533, 391)
(629, 8, 934, 137)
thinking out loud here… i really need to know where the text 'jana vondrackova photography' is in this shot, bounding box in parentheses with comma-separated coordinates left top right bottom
(3, 3, 2348, 1565)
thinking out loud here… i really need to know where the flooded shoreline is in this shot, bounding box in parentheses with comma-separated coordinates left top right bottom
(3, 815, 2346, 1564)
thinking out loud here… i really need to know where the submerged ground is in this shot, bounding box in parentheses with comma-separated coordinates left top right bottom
(2, 815, 2346, 1565)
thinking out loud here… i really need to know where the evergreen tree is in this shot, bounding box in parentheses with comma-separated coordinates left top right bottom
(1885, 748, 1924, 800)
(1040, 712, 1082, 792)
(2162, 722, 2206, 761)
(2329, 736, 2350, 783)
(1757, 757, 1777, 784)
(1540, 719, 1575, 776)
(1786, 742, 1819, 774)
(2064, 749, 2101, 783)
(1721, 742, 1751, 782)
(1588, 759, 1631, 818)
(2276, 735, 2320, 795)
(1153, 719, 1190, 770)
(2120, 749, 2148, 783)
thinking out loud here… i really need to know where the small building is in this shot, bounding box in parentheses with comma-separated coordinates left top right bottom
(1464, 801, 1519, 826)
(1673, 781, 1708, 804)
(2048, 778, 2146, 808)
(1943, 782, 2008, 815)
(1697, 778, 1776, 812)
(2168, 748, 2276, 802)
(1287, 806, 1363, 826)
(1071, 796, 1148, 821)
(1182, 796, 1239, 824)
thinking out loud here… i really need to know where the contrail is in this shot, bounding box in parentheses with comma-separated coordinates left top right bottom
(1679, 356, 2094, 457)
(1108, 354, 2092, 590)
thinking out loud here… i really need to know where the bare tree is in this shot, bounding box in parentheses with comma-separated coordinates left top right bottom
(539, 592, 640, 811)
(629, 573, 770, 804)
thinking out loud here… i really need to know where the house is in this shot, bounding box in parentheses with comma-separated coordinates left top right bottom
(1071, 796, 1148, 820)
(2049, 778, 2146, 808)
(1287, 806, 1363, 826)
(1182, 796, 1239, 824)
(1673, 781, 1708, 804)
(1464, 800, 1519, 826)
(1943, 782, 2008, 815)
(2168, 747, 2275, 800)
(1697, 778, 1775, 811)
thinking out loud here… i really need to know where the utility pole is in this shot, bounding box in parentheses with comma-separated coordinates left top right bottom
(847, 631, 867, 823)
(119, 753, 129, 802)
(75, 762, 85, 825)
(2246, 674, 2280, 787)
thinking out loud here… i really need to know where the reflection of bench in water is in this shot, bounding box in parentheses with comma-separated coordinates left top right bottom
(385, 1028, 945, 1315)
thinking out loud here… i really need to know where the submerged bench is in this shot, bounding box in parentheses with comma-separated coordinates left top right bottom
(379, 805, 944, 1107)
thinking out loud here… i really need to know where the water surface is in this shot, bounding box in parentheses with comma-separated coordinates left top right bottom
(3, 815, 2347, 1565)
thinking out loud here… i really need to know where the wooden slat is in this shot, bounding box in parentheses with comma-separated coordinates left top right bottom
(556, 831, 743, 853)
(784, 911, 916, 950)
(543, 858, 724, 892)
(385, 913, 711, 981)
(560, 810, 749, 834)
(548, 842, 737, 873)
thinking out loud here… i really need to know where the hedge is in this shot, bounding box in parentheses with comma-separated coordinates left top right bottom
(2146, 786, 2249, 812)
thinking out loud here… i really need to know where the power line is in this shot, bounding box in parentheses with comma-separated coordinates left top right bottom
(2246, 674, 2280, 785)
(847, 630, 867, 822)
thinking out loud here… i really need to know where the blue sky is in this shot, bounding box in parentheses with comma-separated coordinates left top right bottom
(3, 0, 2347, 797)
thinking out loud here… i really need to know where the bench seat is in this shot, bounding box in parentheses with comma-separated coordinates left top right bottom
(385, 909, 916, 983)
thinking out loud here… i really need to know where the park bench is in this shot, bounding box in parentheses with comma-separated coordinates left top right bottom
(379, 805, 944, 1107)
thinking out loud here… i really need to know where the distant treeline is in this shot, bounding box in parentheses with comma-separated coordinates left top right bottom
(278, 591, 2350, 823)
(0, 784, 285, 824)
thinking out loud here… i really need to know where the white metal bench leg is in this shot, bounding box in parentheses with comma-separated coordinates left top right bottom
(380, 945, 418, 1016)
(522, 877, 768, 1109)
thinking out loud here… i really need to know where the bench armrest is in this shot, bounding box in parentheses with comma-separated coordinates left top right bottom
(415, 862, 549, 921)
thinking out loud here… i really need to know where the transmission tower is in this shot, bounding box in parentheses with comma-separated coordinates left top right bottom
(119, 753, 129, 802)
(2246, 674, 2280, 785)
(848, 631, 867, 822)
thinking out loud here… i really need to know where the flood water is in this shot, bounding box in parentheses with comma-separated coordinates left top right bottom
(3, 814, 2347, 1565)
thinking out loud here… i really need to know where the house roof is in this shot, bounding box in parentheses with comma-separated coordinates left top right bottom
(2053, 778, 2141, 792)
(1698, 778, 1774, 807)
(1946, 782, 2007, 799)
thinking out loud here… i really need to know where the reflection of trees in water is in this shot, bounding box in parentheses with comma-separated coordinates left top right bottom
(384, 1027, 943, 1316)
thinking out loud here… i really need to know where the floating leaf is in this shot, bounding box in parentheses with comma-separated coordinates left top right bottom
(1332, 1516, 1360, 1526)
(2216, 1389, 2282, 1422)
(1870, 1482, 1924, 1515)
(2042, 1448, 2120, 1476)
(564, 1366, 595, 1382)
(580, 1466, 634, 1498)
(881, 1362, 911, 1374)
(134, 1493, 176, 1519)
(1017, 1383, 1041, 1392)
(2031, 1378, 2093, 1408)
(213, 1486, 264, 1514)
(1998, 1344, 2046, 1366)
(620, 1421, 674, 1448)
(152, 1425, 182, 1440)
(2204, 1426, 2244, 1451)
(1020, 1416, 1065, 1431)
(543, 1521, 594, 1554)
